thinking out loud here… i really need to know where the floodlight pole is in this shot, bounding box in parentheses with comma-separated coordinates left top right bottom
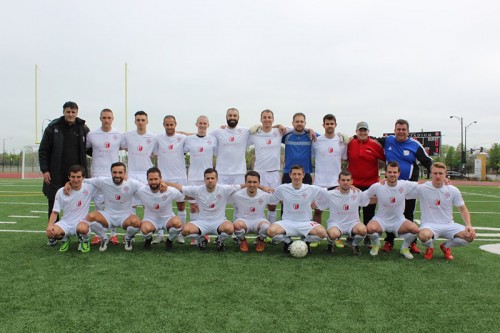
(449, 115, 465, 174)
(464, 121, 477, 175)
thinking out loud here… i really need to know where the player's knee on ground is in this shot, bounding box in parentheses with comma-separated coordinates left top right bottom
(418, 228, 433, 243)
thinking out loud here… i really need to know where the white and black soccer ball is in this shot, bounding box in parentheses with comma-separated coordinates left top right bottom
(289, 240, 308, 258)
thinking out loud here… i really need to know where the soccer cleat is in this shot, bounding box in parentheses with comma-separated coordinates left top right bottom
(381, 241, 393, 253)
(59, 240, 70, 252)
(239, 238, 249, 252)
(177, 234, 185, 244)
(370, 245, 380, 256)
(204, 235, 211, 243)
(165, 238, 173, 251)
(400, 248, 414, 259)
(309, 241, 320, 248)
(409, 243, 421, 254)
(198, 237, 208, 252)
(215, 237, 225, 252)
(440, 243, 454, 260)
(232, 236, 240, 246)
(190, 238, 198, 246)
(99, 238, 109, 252)
(77, 237, 82, 251)
(124, 238, 133, 251)
(326, 243, 335, 254)
(109, 235, 120, 245)
(283, 241, 292, 254)
(352, 245, 361, 256)
(335, 239, 345, 248)
(81, 240, 90, 253)
(256, 238, 266, 252)
(423, 247, 434, 260)
(90, 235, 101, 245)
(47, 238, 58, 246)
(144, 237, 152, 250)
(152, 234, 164, 244)
(306, 242, 312, 254)
(264, 237, 273, 244)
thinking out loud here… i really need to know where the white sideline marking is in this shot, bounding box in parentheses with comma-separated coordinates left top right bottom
(9, 215, 39, 218)
(475, 227, 500, 231)
(0, 202, 45, 206)
(476, 233, 500, 237)
(479, 244, 500, 255)
(462, 192, 500, 199)
(0, 222, 16, 224)
(30, 211, 47, 213)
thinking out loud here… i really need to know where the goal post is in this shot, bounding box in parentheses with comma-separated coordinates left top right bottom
(21, 145, 43, 179)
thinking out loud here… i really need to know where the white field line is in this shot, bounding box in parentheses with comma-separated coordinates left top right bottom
(461, 192, 500, 199)
(0, 222, 16, 224)
(30, 211, 47, 213)
(0, 202, 45, 206)
(475, 227, 500, 231)
(9, 215, 40, 218)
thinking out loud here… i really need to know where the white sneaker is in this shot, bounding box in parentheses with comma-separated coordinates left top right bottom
(177, 234, 185, 244)
(400, 248, 414, 259)
(152, 234, 164, 244)
(99, 238, 109, 252)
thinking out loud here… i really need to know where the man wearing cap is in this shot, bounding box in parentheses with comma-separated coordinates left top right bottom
(347, 121, 385, 246)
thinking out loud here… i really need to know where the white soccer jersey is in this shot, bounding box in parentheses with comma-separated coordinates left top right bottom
(229, 188, 273, 220)
(123, 130, 156, 172)
(272, 184, 326, 222)
(316, 189, 370, 225)
(211, 127, 250, 175)
(182, 184, 240, 221)
(312, 135, 347, 187)
(249, 128, 282, 172)
(364, 180, 418, 222)
(409, 181, 465, 225)
(86, 127, 125, 177)
(184, 134, 217, 182)
(135, 186, 185, 221)
(53, 183, 97, 224)
(155, 133, 187, 181)
(85, 177, 145, 216)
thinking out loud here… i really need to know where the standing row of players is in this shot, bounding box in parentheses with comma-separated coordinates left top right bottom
(47, 161, 475, 260)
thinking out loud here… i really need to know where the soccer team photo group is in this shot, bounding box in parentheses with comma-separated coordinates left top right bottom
(41, 102, 476, 261)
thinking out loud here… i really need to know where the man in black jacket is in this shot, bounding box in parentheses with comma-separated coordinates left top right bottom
(39, 101, 91, 245)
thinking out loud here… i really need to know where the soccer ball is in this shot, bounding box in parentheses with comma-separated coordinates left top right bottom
(289, 241, 308, 258)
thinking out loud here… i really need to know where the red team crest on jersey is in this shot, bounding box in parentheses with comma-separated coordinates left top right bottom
(168, 144, 174, 150)
(154, 204, 160, 210)
(293, 203, 300, 209)
(250, 207, 256, 212)
(390, 197, 396, 203)
(434, 199, 440, 206)
(115, 194, 121, 200)
(198, 147, 204, 152)
(137, 145, 143, 152)
(104, 142, 111, 148)
(229, 137, 235, 142)
(266, 139, 272, 145)
(209, 203, 215, 208)
(77, 200, 82, 207)
(343, 204, 349, 211)
(328, 147, 334, 153)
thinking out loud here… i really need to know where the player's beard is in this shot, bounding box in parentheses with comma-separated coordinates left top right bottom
(149, 184, 160, 191)
(113, 177, 124, 185)
(227, 119, 238, 128)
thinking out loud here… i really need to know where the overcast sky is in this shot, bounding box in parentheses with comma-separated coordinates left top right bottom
(1, 0, 498, 154)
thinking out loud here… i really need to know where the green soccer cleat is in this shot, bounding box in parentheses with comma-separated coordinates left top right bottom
(59, 240, 70, 252)
(81, 240, 90, 253)
(370, 245, 380, 256)
(400, 248, 414, 259)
